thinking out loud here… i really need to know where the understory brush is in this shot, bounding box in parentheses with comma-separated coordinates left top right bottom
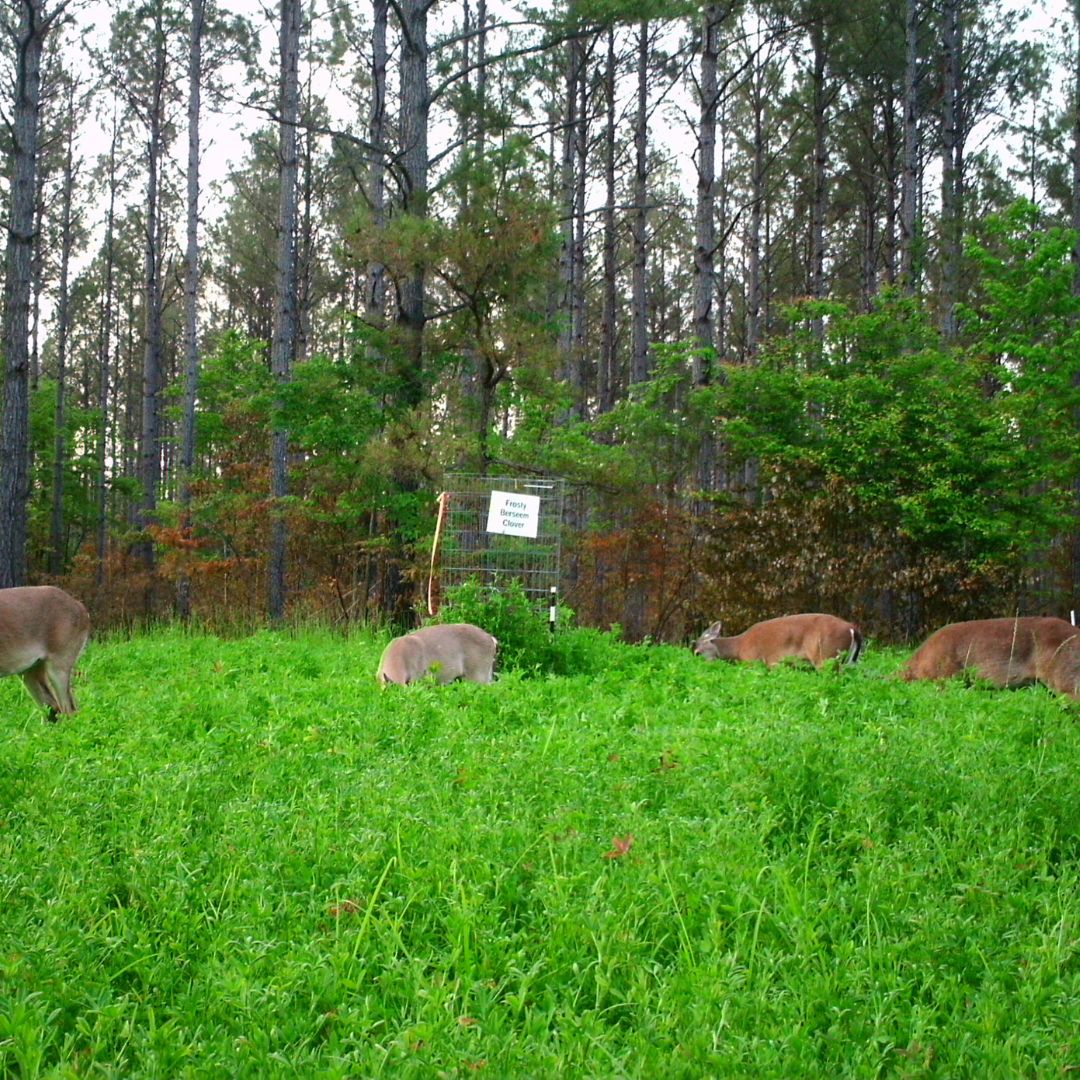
(1, 626, 1078, 1076)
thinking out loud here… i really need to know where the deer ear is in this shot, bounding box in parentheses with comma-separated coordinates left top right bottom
(704, 621, 724, 639)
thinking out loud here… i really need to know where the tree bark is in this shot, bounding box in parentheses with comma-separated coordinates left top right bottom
(134, 5, 169, 596)
(473, 0, 487, 159)
(630, 21, 650, 386)
(939, 0, 961, 340)
(808, 16, 828, 341)
(572, 35, 588, 406)
(177, 0, 205, 621)
(557, 29, 587, 414)
(395, 0, 429, 408)
(1072, 0, 1080, 299)
(0, 0, 65, 587)
(366, 0, 387, 324)
(1072, 0, 1080, 607)
(693, 4, 720, 371)
(95, 107, 119, 592)
(694, 5, 726, 498)
(599, 26, 617, 415)
(268, 0, 301, 623)
(49, 74, 77, 577)
(899, 0, 919, 293)
(746, 56, 766, 360)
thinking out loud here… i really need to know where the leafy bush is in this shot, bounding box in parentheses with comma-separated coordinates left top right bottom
(435, 578, 625, 676)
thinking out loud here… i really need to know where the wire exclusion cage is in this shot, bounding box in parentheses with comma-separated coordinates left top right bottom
(431, 475, 564, 614)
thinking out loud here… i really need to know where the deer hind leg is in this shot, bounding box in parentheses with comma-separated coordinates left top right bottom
(46, 657, 78, 714)
(21, 660, 66, 722)
(46, 631, 87, 715)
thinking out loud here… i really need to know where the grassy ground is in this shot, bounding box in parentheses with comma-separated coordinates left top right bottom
(1, 627, 1079, 1077)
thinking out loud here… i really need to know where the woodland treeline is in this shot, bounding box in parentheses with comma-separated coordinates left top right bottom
(1, 0, 1078, 641)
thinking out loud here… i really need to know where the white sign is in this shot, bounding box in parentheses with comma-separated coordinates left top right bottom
(486, 490, 541, 539)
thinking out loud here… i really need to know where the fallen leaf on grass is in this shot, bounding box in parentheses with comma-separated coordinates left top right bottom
(327, 899, 363, 917)
(604, 834, 635, 860)
(655, 750, 679, 772)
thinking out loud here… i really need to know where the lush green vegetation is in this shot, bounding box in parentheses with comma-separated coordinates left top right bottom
(2, 626, 1079, 1076)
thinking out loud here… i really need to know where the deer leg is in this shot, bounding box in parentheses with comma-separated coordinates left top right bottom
(44, 659, 77, 714)
(21, 661, 64, 721)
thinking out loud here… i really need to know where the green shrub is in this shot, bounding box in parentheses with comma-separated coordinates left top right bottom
(435, 579, 624, 676)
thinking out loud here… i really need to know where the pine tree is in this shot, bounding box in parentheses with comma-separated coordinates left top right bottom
(0, 0, 70, 587)
(268, 0, 301, 623)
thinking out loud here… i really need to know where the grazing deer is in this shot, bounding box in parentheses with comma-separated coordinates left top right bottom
(0, 586, 91, 720)
(377, 623, 497, 686)
(1040, 634, 1080, 700)
(902, 616, 1080, 693)
(694, 613, 863, 669)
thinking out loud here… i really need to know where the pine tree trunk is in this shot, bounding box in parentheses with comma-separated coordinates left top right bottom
(459, 0, 488, 166)
(95, 111, 119, 592)
(557, 31, 586, 412)
(0, 0, 60, 587)
(367, 0, 387, 323)
(297, 122, 315, 359)
(716, 93, 731, 364)
(694, 5, 725, 499)
(268, 0, 301, 623)
(808, 18, 828, 341)
(1072, 0, 1080, 604)
(1073, 0, 1080, 299)
(135, 12, 168, 601)
(458, 0, 494, 462)
(630, 21, 649, 386)
(940, 0, 961, 340)
(746, 65, 766, 360)
(177, 0, 205, 621)
(572, 44, 588, 408)
(473, 0, 487, 160)
(49, 76, 76, 577)
(900, 0, 919, 292)
(599, 27, 617, 415)
(861, 177, 877, 305)
(396, 0, 429, 408)
(693, 5, 719, 369)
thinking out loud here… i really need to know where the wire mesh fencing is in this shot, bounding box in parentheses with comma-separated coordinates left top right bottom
(438, 475, 564, 604)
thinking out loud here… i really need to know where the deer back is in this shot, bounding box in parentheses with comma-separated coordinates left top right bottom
(903, 617, 1079, 687)
(0, 586, 90, 678)
(378, 623, 497, 685)
(695, 613, 861, 669)
(1040, 634, 1080, 699)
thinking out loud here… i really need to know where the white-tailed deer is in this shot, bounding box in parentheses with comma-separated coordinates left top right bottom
(0, 586, 90, 720)
(903, 616, 1080, 694)
(377, 623, 497, 686)
(694, 613, 863, 669)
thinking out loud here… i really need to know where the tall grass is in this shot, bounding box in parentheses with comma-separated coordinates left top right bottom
(1, 627, 1078, 1076)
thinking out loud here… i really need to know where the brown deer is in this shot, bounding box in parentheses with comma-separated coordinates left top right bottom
(902, 616, 1080, 693)
(0, 586, 91, 720)
(694, 613, 863, 669)
(377, 623, 497, 685)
